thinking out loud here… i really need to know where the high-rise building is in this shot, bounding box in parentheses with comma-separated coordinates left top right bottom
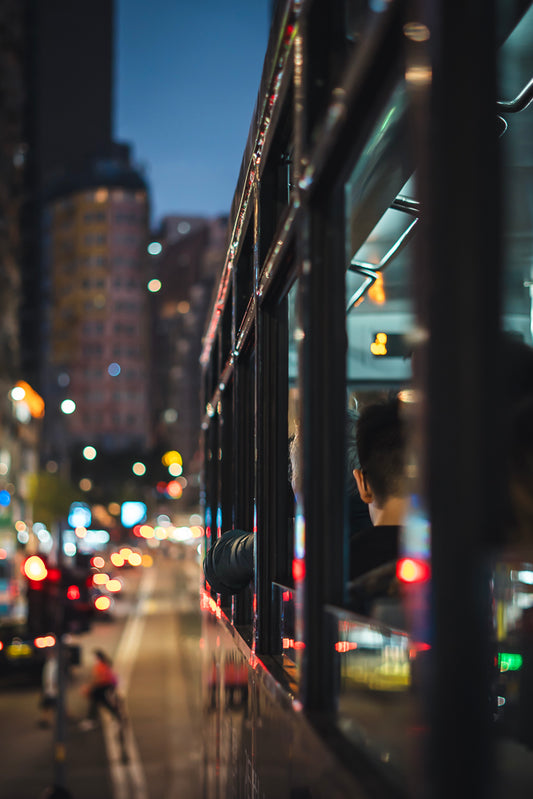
(21, 0, 115, 387)
(41, 147, 151, 461)
(18, 1, 154, 470)
(148, 215, 227, 507)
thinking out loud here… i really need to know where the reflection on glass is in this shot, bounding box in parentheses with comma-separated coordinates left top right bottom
(287, 281, 304, 680)
(495, 6, 533, 794)
(273, 583, 299, 690)
(330, 608, 419, 780)
(342, 79, 418, 780)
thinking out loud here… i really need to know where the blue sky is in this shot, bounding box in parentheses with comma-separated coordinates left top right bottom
(115, 0, 271, 226)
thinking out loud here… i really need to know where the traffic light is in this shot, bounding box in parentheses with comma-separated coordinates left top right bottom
(22, 555, 94, 636)
(22, 555, 61, 637)
(62, 566, 93, 633)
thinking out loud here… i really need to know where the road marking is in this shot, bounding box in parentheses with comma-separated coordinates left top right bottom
(102, 566, 156, 799)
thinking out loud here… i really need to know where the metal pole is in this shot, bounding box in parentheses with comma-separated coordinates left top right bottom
(42, 522, 73, 799)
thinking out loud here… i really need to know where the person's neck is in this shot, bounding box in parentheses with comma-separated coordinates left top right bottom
(370, 496, 408, 527)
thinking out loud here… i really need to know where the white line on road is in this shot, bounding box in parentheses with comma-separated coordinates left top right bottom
(102, 565, 157, 799)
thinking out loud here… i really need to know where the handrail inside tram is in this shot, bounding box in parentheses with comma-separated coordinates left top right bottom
(346, 194, 419, 314)
(497, 75, 533, 113)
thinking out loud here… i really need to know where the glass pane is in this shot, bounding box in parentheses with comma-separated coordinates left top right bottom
(341, 81, 418, 784)
(495, 6, 533, 793)
(329, 606, 418, 784)
(288, 281, 304, 677)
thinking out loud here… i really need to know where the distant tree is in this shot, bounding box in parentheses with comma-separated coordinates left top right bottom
(27, 471, 82, 529)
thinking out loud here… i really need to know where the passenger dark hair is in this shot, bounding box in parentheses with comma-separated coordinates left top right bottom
(355, 397, 406, 507)
(345, 408, 360, 496)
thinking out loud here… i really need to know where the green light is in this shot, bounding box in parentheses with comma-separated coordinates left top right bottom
(498, 652, 523, 672)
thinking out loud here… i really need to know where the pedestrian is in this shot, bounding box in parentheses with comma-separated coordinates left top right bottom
(79, 649, 121, 729)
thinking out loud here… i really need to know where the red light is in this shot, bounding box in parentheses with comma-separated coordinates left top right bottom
(67, 585, 80, 600)
(0, 641, 3, 651)
(397, 557, 431, 584)
(292, 558, 305, 582)
(34, 635, 56, 648)
(335, 641, 358, 653)
(47, 568, 61, 583)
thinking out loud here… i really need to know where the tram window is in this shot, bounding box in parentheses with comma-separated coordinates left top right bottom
(493, 5, 533, 776)
(330, 80, 416, 779)
(271, 281, 299, 675)
(232, 348, 255, 638)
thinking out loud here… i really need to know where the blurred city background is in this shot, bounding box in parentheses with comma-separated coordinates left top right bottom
(0, 3, 268, 795)
(0, 0, 269, 581)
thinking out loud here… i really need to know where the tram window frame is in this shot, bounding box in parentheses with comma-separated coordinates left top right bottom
(303, 83, 413, 619)
(255, 285, 293, 658)
(231, 344, 255, 638)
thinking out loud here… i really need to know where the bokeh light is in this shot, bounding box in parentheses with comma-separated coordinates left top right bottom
(161, 450, 182, 467)
(166, 481, 183, 499)
(61, 399, 76, 414)
(94, 596, 111, 611)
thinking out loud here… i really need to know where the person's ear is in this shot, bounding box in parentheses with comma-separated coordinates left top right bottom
(353, 469, 373, 505)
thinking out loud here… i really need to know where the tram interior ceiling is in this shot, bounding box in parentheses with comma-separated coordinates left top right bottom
(199, 2, 533, 798)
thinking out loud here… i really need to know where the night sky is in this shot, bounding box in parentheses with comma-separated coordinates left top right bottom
(115, 0, 271, 225)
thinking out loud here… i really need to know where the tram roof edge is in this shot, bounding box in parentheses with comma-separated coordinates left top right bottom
(200, 0, 299, 367)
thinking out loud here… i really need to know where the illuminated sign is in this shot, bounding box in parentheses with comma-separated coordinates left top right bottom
(68, 502, 91, 528)
(121, 501, 147, 527)
(370, 333, 409, 358)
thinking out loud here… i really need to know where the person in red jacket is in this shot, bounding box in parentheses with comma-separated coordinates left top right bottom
(79, 649, 121, 729)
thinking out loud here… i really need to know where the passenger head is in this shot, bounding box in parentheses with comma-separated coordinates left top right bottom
(353, 396, 407, 523)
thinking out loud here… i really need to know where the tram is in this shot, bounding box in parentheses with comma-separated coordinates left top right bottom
(200, 1, 533, 797)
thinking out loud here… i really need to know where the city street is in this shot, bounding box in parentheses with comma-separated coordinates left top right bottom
(0, 545, 205, 799)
